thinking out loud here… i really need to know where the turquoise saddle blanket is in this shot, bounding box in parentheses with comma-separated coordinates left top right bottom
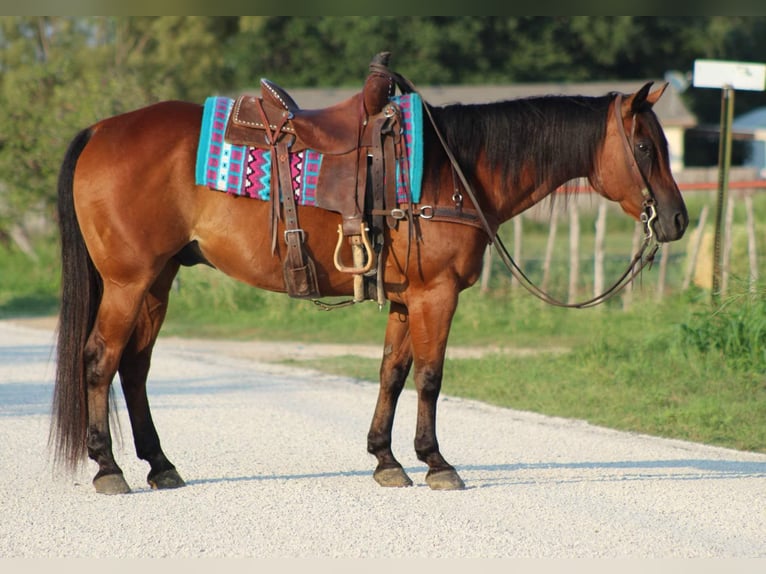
(195, 93, 423, 206)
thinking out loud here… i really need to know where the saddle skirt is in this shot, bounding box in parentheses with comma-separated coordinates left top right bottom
(194, 93, 424, 206)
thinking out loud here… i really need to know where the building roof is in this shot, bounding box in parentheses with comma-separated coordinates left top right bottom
(248, 80, 697, 128)
(732, 106, 766, 132)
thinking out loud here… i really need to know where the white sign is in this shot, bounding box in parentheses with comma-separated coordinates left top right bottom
(693, 59, 766, 91)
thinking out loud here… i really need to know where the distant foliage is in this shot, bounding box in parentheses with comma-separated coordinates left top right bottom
(2, 16, 765, 240)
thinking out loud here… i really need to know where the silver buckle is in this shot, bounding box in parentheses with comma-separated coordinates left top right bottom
(284, 229, 305, 243)
(419, 205, 434, 219)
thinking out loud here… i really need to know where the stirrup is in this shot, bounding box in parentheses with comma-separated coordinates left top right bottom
(333, 223, 375, 275)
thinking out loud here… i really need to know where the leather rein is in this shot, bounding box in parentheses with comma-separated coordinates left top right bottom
(487, 93, 661, 309)
(391, 70, 660, 309)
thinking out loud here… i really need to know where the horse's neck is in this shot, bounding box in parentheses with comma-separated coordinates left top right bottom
(476, 165, 581, 224)
(429, 99, 598, 226)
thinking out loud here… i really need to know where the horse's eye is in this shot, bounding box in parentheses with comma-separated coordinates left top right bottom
(636, 141, 651, 156)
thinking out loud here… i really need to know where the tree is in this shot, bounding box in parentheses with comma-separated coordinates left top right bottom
(0, 16, 236, 246)
(2, 16, 765, 249)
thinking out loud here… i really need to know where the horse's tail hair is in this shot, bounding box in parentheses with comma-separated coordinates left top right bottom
(49, 127, 101, 474)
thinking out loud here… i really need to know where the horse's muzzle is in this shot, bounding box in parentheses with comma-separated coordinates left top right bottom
(654, 206, 688, 243)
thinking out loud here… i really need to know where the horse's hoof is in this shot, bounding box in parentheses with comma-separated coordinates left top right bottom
(93, 473, 131, 495)
(426, 469, 465, 490)
(373, 466, 413, 487)
(148, 468, 186, 490)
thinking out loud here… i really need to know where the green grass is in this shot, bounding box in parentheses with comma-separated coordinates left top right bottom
(3, 224, 765, 455)
(0, 241, 60, 318)
(297, 289, 766, 454)
(156, 261, 766, 454)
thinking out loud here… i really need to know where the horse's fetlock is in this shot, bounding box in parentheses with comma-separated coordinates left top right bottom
(414, 437, 439, 461)
(367, 432, 390, 455)
(86, 426, 108, 449)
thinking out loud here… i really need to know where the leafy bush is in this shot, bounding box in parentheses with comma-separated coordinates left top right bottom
(680, 285, 766, 373)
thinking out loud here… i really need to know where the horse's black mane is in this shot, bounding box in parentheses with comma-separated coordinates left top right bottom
(428, 93, 616, 192)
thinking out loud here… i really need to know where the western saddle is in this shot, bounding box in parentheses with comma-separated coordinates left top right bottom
(224, 52, 407, 304)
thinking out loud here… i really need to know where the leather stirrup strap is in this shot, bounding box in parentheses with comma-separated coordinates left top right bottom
(383, 126, 398, 230)
(276, 139, 304, 271)
(277, 137, 319, 298)
(369, 114, 388, 228)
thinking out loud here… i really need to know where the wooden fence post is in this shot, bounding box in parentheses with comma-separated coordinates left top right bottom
(656, 243, 670, 301)
(722, 191, 736, 298)
(745, 192, 758, 293)
(476, 183, 757, 303)
(682, 204, 709, 291)
(512, 215, 523, 291)
(480, 246, 492, 293)
(568, 199, 580, 304)
(593, 197, 607, 297)
(623, 222, 643, 309)
(541, 206, 559, 292)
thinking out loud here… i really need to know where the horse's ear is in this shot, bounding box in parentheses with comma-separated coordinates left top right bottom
(624, 81, 666, 114)
(645, 82, 668, 106)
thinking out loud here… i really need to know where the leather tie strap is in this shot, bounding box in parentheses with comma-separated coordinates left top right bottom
(255, 98, 287, 253)
(254, 98, 318, 298)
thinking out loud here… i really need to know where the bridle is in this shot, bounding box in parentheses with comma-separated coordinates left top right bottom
(612, 93, 659, 243)
(419, 87, 661, 309)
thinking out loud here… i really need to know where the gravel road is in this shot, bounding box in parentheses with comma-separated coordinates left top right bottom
(1, 318, 765, 558)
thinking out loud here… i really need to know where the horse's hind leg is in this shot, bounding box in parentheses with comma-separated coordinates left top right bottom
(367, 302, 414, 487)
(118, 262, 185, 490)
(85, 280, 155, 494)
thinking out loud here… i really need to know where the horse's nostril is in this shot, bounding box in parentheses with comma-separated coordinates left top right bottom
(675, 210, 688, 232)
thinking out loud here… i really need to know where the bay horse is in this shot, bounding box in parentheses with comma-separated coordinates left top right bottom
(49, 66, 688, 494)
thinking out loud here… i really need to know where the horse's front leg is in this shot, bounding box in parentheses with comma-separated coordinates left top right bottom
(409, 291, 465, 490)
(367, 302, 414, 487)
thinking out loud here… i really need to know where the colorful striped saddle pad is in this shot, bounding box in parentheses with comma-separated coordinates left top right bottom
(195, 93, 423, 206)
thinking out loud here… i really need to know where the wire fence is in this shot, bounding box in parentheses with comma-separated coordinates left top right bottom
(480, 173, 766, 307)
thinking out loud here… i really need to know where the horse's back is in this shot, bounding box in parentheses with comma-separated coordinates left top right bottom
(84, 100, 202, 173)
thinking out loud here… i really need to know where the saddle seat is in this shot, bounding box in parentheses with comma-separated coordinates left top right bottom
(226, 58, 394, 155)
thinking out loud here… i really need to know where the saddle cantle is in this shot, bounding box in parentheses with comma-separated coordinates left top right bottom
(223, 52, 408, 303)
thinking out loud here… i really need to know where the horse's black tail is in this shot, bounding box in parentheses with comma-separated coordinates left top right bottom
(49, 127, 102, 474)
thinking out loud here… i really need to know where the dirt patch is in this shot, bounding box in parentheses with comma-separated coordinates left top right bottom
(157, 337, 564, 362)
(5, 316, 58, 331)
(5, 316, 569, 362)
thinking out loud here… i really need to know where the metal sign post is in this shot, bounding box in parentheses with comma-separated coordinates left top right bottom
(693, 59, 766, 304)
(712, 85, 734, 302)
